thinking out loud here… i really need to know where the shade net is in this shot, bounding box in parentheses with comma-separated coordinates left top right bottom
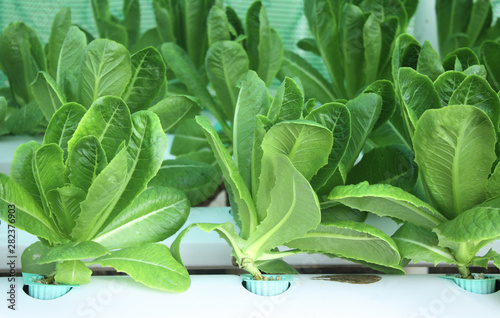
(1, 0, 500, 87)
(0, 0, 325, 87)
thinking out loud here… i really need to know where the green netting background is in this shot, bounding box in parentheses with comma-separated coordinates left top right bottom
(1, 0, 500, 87)
(0, 0, 327, 87)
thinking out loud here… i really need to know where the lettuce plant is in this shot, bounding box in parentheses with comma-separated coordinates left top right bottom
(372, 33, 498, 152)
(480, 40, 500, 92)
(0, 21, 47, 135)
(0, 97, 192, 291)
(0, 16, 221, 205)
(436, 0, 500, 57)
(302, 76, 417, 222)
(171, 71, 404, 280)
(0, 8, 96, 134)
(330, 105, 500, 279)
(90, 0, 219, 57)
(279, 0, 418, 102)
(152, 0, 223, 69)
(0, 9, 203, 135)
(349, 37, 500, 278)
(0, 8, 176, 134)
(86, 1, 283, 173)
(91, 0, 141, 50)
(161, 0, 283, 151)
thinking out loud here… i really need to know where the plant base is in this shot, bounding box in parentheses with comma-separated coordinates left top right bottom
(441, 274, 497, 294)
(242, 274, 293, 296)
(22, 273, 76, 300)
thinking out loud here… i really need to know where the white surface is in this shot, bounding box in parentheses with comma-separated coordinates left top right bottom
(413, 0, 439, 50)
(1, 274, 499, 317)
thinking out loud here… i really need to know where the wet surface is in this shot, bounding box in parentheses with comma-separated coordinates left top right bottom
(312, 274, 382, 284)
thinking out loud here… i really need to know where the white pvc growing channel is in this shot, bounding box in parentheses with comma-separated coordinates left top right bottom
(1, 274, 500, 317)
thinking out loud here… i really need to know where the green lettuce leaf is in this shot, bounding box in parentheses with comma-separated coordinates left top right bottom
(413, 105, 496, 219)
(93, 187, 189, 250)
(90, 243, 190, 292)
(79, 39, 131, 107)
(329, 182, 447, 228)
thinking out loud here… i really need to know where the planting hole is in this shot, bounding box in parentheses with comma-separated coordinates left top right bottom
(23, 284, 72, 300)
(242, 279, 291, 296)
(448, 274, 500, 294)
